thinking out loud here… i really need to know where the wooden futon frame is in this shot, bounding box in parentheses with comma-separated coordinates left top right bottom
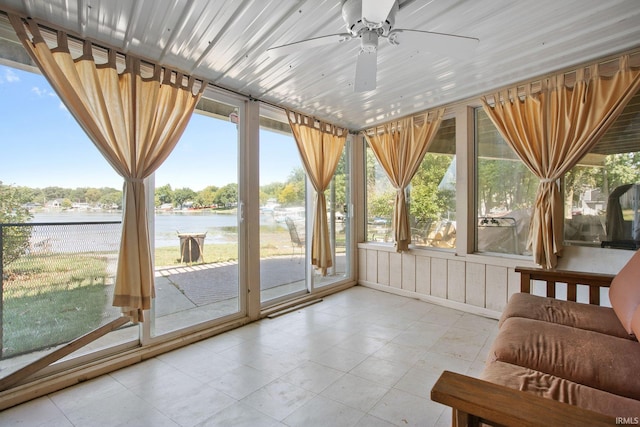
(430, 267, 617, 427)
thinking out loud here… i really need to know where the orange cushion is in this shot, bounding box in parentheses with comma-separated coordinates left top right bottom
(490, 317, 640, 400)
(500, 292, 630, 339)
(632, 306, 640, 339)
(609, 250, 640, 334)
(481, 360, 640, 418)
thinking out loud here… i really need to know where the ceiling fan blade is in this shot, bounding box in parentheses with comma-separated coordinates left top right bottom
(354, 49, 377, 92)
(267, 33, 352, 57)
(362, 0, 396, 23)
(389, 29, 479, 58)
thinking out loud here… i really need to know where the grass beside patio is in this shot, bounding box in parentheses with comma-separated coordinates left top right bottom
(2, 254, 110, 357)
(154, 224, 296, 268)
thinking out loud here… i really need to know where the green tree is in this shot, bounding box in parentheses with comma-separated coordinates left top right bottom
(155, 184, 173, 207)
(368, 190, 395, 220)
(564, 166, 602, 208)
(287, 167, 306, 185)
(70, 187, 88, 202)
(276, 167, 305, 206)
(197, 185, 219, 207)
(409, 154, 454, 223)
(42, 186, 69, 201)
(214, 183, 238, 208)
(477, 159, 536, 214)
(85, 188, 102, 204)
(99, 190, 123, 209)
(0, 182, 33, 270)
(605, 152, 640, 190)
(260, 182, 285, 206)
(173, 187, 197, 209)
(278, 183, 301, 206)
(366, 148, 378, 191)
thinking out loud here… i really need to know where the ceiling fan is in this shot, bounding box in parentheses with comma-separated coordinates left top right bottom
(267, 0, 479, 92)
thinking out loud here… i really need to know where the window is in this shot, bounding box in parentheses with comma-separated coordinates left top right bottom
(365, 118, 457, 249)
(152, 98, 242, 336)
(0, 65, 134, 368)
(409, 118, 456, 248)
(259, 109, 308, 304)
(564, 89, 640, 249)
(475, 107, 537, 255)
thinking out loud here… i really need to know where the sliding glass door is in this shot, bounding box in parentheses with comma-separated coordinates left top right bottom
(314, 143, 351, 289)
(259, 108, 308, 304)
(151, 96, 244, 336)
(258, 107, 353, 305)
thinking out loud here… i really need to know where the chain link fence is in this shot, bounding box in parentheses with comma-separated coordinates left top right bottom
(1, 221, 121, 358)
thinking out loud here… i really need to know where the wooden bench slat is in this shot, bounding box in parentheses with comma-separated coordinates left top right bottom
(515, 267, 614, 305)
(567, 283, 577, 302)
(431, 371, 615, 427)
(546, 281, 555, 298)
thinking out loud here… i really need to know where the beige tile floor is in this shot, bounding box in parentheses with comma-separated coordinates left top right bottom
(0, 286, 499, 427)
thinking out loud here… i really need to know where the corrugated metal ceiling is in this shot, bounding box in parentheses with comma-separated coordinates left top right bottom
(0, 0, 639, 131)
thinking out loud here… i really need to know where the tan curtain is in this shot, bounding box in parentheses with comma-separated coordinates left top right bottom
(11, 15, 205, 322)
(482, 55, 640, 268)
(287, 111, 347, 276)
(363, 110, 444, 251)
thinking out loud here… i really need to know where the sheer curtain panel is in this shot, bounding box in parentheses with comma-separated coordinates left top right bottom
(287, 111, 347, 276)
(10, 15, 205, 322)
(363, 110, 444, 251)
(482, 55, 640, 268)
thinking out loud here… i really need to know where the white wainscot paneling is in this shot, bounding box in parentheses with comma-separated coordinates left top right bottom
(485, 265, 508, 312)
(448, 260, 466, 303)
(401, 253, 416, 292)
(366, 249, 378, 282)
(415, 255, 431, 294)
(431, 257, 448, 298)
(466, 263, 486, 308)
(377, 250, 390, 286)
(389, 252, 403, 289)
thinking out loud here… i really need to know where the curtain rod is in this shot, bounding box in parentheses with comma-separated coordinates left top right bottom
(483, 49, 640, 105)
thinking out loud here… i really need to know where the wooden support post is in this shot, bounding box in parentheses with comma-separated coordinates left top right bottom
(519, 270, 531, 293)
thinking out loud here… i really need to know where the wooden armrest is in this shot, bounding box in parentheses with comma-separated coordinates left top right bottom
(515, 267, 615, 305)
(431, 371, 615, 427)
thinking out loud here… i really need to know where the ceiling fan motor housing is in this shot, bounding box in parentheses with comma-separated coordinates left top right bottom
(342, 0, 397, 37)
(361, 31, 379, 52)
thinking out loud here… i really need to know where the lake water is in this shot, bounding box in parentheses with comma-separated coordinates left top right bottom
(31, 210, 284, 248)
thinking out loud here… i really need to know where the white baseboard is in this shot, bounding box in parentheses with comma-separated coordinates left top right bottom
(358, 280, 502, 320)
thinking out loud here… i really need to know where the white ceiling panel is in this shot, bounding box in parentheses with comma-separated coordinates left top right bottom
(0, 0, 639, 130)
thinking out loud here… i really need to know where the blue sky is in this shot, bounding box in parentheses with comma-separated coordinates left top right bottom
(0, 65, 300, 191)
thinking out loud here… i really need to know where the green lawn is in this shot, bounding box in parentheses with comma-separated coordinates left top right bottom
(0, 223, 347, 358)
(154, 224, 297, 268)
(2, 254, 111, 357)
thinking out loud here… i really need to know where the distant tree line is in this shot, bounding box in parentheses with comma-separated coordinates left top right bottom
(2, 152, 352, 215)
(0, 184, 123, 209)
(155, 159, 349, 211)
